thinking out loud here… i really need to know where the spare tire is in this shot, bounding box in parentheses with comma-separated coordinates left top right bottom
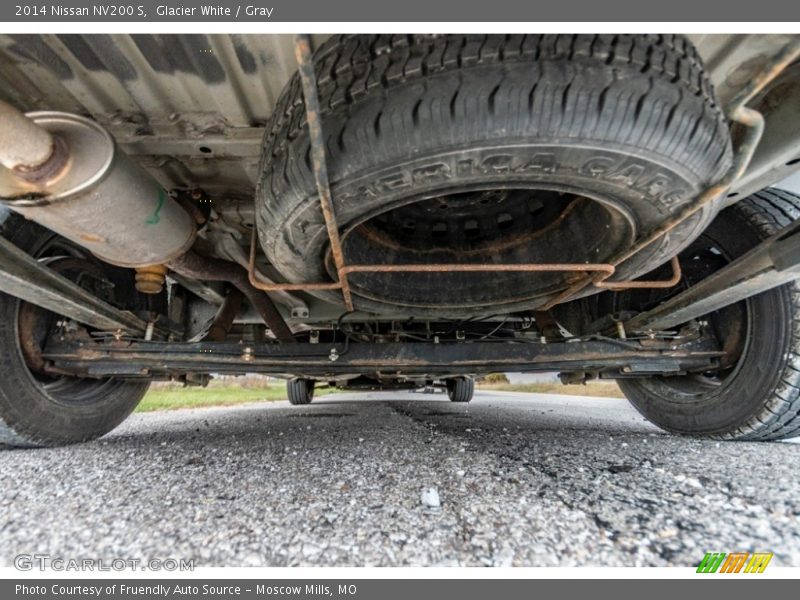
(257, 34, 732, 317)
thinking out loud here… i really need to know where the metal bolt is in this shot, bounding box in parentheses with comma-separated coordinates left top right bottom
(329, 348, 339, 362)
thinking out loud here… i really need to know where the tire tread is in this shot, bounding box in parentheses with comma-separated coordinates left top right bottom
(260, 34, 730, 184)
(689, 188, 800, 441)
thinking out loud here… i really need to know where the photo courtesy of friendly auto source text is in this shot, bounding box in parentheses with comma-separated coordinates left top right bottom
(0, 0, 799, 594)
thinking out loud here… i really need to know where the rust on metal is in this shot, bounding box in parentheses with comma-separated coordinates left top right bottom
(17, 301, 46, 372)
(47, 347, 723, 371)
(175, 189, 209, 226)
(247, 204, 682, 299)
(168, 250, 295, 343)
(294, 34, 354, 310)
(12, 134, 70, 184)
(341, 263, 616, 275)
(205, 287, 244, 342)
(343, 197, 585, 258)
(596, 257, 682, 290)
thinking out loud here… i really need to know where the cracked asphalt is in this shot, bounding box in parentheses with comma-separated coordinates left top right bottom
(1, 391, 799, 567)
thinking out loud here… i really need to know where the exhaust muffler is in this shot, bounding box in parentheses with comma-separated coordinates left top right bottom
(0, 106, 195, 268)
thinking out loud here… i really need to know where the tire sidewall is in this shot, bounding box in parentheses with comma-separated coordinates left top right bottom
(262, 140, 713, 314)
(0, 213, 147, 446)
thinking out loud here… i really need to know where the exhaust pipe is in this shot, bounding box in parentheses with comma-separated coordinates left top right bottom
(0, 100, 293, 342)
(0, 100, 67, 179)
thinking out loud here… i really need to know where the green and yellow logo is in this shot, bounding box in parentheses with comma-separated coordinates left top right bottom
(696, 552, 773, 573)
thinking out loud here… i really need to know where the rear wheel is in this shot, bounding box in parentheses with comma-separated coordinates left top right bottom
(287, 378, 315, 405)
(618, 188, 800, 441)
(446, 377, 475, 403)
(0, 213, 148, 448)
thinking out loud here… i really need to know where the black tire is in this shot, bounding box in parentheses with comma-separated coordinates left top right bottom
(446, 377, 475, 403)
(0, 211, 148, 448)
(287, 378, 315, 405)
(258, 34, 732, 316)
(618, 188, 800, 441)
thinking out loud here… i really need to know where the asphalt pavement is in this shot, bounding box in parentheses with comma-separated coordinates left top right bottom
(1, 391, 799, 567)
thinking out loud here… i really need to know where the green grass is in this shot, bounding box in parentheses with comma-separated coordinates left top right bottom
(136, 379, 623, 413)
(136, 384, 334, 413)
(477, 381, 625, 399)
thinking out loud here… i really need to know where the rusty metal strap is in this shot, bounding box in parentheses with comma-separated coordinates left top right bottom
(248, 222, 681, 293)
(595, 257, 682, 291)
(294, 34, 354, 309)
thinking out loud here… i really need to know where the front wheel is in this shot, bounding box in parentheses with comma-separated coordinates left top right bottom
(446, 377, 475, 403)
(618, 188, 800, 441)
